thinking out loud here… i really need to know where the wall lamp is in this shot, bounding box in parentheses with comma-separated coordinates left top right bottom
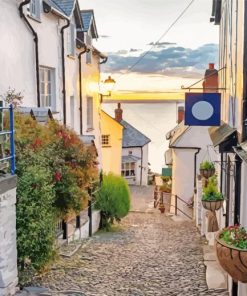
(99, 76, 116, 103)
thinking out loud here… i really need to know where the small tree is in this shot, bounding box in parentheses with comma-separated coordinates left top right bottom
(95, 173, 131, 230)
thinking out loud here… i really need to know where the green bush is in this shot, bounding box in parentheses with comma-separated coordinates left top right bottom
(202, 176, 223, 201)
(95, 173, 131, 230)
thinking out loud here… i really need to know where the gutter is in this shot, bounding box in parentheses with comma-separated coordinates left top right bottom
(78, 44, 89, 135)
(61, 19, 70, 125)
(19, 0, 41, 107)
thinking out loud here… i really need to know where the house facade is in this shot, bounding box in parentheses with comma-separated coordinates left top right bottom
(209, 1, 247, 295)
(114, 104, 150, 186)
(0, 0, 106, 166)
(101, 110, 123, 175)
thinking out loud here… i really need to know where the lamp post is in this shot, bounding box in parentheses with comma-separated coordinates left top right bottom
(99, 76, 116, 103)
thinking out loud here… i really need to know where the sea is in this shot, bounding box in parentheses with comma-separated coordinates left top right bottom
(102, 102, 180, 174)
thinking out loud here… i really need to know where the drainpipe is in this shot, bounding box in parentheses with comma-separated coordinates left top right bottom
(78, 45, 89, 135)
(194, 148, 201, 193)
(140, 146, 143, 186)
(61, 19, 70, 125)
(19, 0, 41, 107)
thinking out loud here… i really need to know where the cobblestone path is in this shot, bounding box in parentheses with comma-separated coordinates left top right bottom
(32, 212, 228, 296)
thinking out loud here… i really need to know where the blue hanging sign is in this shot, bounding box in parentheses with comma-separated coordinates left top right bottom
(185, 92, 221, 126)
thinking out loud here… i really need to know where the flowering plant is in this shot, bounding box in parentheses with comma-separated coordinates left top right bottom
(220, 225, 247, 249)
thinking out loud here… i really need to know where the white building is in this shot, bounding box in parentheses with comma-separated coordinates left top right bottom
(0, 0, 106, 165)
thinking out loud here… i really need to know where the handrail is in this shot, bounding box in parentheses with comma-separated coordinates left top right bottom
(0, 104, 15, 175)
(173, 194, 193, 220)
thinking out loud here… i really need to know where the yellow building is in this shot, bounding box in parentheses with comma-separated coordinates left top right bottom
(101, 111, 123, 175)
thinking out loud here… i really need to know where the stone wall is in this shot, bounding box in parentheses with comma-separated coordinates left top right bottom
(0, 175, 18, 296)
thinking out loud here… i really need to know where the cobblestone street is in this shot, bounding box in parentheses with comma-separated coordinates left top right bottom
(30, 187, 228, 296)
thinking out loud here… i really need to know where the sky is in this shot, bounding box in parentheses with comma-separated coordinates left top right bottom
(80, 0, 219, 93)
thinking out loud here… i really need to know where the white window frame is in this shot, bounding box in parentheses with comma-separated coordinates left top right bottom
(102, 135, 110, 146)
(85, 34, 92, 64)
(86, 96, 93, 130)
(121, 162, 136, 177)
(70, 96, 75, 129)
(29, 0, 41, 20)
(39, 67, 56, 108)
(68, 23, 76, 57)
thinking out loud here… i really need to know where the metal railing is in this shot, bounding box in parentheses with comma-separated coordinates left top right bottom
(173, 194, 193, 220)
(0, 104, 15, 175)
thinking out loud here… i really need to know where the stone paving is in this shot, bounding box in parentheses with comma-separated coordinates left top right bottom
(29, 212, 228, 296)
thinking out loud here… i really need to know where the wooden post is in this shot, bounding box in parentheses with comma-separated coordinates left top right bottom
(175, 195, 178, 215)
(88, 187, 92, 237)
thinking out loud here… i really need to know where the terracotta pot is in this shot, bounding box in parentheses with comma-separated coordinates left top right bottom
(159, 205, 165, 213)
(201, 199, 224, 211)
(200, 168, 215, 179)
(216, 232, 247, 283)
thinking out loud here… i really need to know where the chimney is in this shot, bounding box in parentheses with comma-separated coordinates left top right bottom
(177, 106, 185, 124)
(203, 63, 218, 93)
(115, 103, 123, 122)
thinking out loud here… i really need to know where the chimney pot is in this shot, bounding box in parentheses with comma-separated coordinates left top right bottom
(209, 63, 214, 70)
(115, 103, 123, 122)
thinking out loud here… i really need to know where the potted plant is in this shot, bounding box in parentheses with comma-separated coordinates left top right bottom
(159, 202, 165, 213)
(216, 225, 247, 283)
(201, 176, 224, 211)
(200, 161, 215, 179)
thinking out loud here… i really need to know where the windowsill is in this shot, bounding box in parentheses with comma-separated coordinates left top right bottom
(86, 128, 94, 132)
(102, 145, 111, 148)
(123, 176, 136, 179)
(27, 14, 41, 23)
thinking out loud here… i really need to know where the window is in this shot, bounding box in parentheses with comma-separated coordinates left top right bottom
(39, 67, 55, 108)
(87, 97, 93, 130)
(121, 162, 135, 177)
(70, 96, 74, 129)
(85, 34, 92, 64)
(29, 0, 41, 20)
(102, 135, 110, 146)
(67, 23, 76, 56)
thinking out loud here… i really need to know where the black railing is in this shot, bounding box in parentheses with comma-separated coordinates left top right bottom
(173, 194, 193, 220)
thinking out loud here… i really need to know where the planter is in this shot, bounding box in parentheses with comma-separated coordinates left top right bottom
(201, 199, 223, 211)
(216, 232, 247, 283)
(200, 168, 215, 179)
(159, 204, 165, 213)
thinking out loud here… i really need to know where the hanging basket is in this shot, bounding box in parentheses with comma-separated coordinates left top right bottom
(201, 199, 224, 211)
(216, 232, 247, 283)
(200, 168, 215, 179)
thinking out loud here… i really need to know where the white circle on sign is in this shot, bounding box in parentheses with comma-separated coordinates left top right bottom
(192, 101, 214, 120)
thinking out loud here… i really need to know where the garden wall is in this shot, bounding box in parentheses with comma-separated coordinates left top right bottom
(0, 175, 18, 296)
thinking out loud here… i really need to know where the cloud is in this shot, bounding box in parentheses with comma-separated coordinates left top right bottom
(102, 43, 219, 77)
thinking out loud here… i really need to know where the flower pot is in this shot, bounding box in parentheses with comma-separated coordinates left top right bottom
(200, 168, 215, 179)
(216, 232, 247, 283)
(159, 204, 165, 213)
(202, 199, 223, 211)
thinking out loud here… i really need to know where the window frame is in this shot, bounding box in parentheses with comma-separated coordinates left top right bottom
(29, 0, 41, 21)
(85, 33, 92, 64)
(86, 96, 94, 130)
(39, 67, 56, 109)
(67, 23, 76, 57)
(102, 135, 110, 146)
(121, 162, 136, 177)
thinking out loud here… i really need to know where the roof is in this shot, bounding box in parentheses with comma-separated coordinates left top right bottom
(80, 10, 98, 38)
(234, 142, 247, 163)
(51, 0, 76, 17)
(101, 111, 124, 128)
(208, 122, 236, 146)
(121, 120, 151, 148)
(122, 155, 140, 163)
(166, 121, 190, 146)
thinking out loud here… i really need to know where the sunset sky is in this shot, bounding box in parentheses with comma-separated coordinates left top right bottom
(80, 0, 219, 96)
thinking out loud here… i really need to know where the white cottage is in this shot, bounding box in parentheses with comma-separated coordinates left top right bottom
(0, 0, 106, 165)
(114, 104, 150, 186)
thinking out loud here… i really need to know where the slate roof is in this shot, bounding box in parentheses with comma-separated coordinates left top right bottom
(51, 0, 76, 17)
(80, 10, 98, 38)
(121, 120, 151, 148)
(208, 122, 236, 146)
(80, 10, 92, 31)
(122, 155, 141, 163)
(19, 107, 54, 123)
(166, 121, 189, 146)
